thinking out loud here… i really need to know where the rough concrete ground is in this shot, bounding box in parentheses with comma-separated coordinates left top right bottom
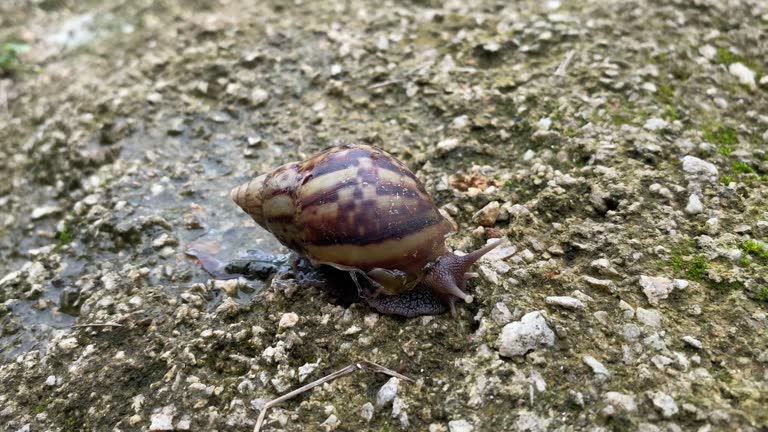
(0, 0, 767, 431)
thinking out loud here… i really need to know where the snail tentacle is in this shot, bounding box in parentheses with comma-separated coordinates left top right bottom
(422, 239, 502, 308)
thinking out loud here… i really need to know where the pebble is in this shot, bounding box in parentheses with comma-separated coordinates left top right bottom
(57, 337, 79, 353)
(728, 63, 756, 89)
(583, 355, 610, 377)
(44, 375, 57, 386)
(682, 336, 703, 349)
(698, 44, 716, 60)
(320, 414, 340, 431)
(591, 258, 620, 276)
(685, 194, 704, 215)
(619, 300, 635, 319)
(278, 312, 299, 329)
(520, 249, 535, 263)
(681, 156, 718, 177)
(250, 88, 270, 106)
(483, 244, 517, 261)
(31, 205, 61, 220)
(473, 201, 501, 227)
(360, 402, 374, 422)
(593, 311, 609, 325)
(604, 392, 637, 412)
(498, 311, 555, 357)
(622, 324, 641, 341)
(644, 118, 668, 131)
(491, 302, 513, 324)
(545, 296, 585, 310)
(448, 419, 474, 432)
(639, 275, 675, 305)
(437, 138, 460, 153)
(376, 377, 399, 407)
(582, 275, 614, 291)
(636, 308, 662, 328)
(652, 392, 679, 418)
(149, 412, 174, 431)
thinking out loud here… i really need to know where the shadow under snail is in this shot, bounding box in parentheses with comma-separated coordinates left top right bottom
(194, 144, 500, 317)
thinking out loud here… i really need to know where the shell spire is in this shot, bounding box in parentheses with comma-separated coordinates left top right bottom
(230, 173, 267, 226)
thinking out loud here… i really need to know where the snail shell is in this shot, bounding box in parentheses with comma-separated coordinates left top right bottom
(231, 144, 500, 316)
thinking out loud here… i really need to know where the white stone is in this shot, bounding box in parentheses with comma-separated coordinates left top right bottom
(583, 355, 610, 377)
(681, 156, 718, 177)
(278, 312, 299, 328)
(605, 392, 637, 412)
(376, 377, 399, 407)
(149, 413, 174, 431)
(498, 311, 555, 357)
(176, 417, 191, 430)
(360, 402, 374, 422)
(644, 117, 668, 131)
(685, 194, 703, 215)
(698, 45, 716, 60)
(320, 414, 340, 431)
(639, 275, 675, 305)
(652, 392, 679, 418)
(636, 307, 662, 328)
(57, 337, 79, 352)
(31, 205, 61, 220)
(545, 296, 585, 310)
(448, 419, 474, 432)
(483, 244, 517, 261)
(451, 115, 470, 129)
(375, 35, 389, 51)
(682, 336, 703, 349)
(437, 138, 459, 153)
(536, 117, 551, 130)
(729, 62, 756, 89)
(298, 361, 319, 382)
(582, 276, 614, 291)
(44, 375, 57, 386)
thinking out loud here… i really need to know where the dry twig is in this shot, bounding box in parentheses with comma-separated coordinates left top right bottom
(554, 49, 576, 77)
(71, 322, 124, 329)
(253, 359, 413, 432)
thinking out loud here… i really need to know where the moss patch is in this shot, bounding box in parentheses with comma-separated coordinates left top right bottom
(701, 124, 738, 155)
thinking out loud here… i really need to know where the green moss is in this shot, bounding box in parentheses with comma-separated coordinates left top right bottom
(731, 161, 755, 174)
(0, 41, 30, 74)
(719, 174, 734, 185)
(741, 240, 768, 264)
(611, 113, 629, 126)
(657, 83, 674, 99)
(714, 48, 739, 65)
(711, 279, 745, 294)
(756, 287, 768, 302)
(686, 255, 708, 281)
(56, 220, 73, 245)
(702, 124, 738, 155)
(663, 105, 679, 121)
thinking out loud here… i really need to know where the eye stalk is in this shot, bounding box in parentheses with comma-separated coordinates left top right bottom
(422, 239, 502, 315)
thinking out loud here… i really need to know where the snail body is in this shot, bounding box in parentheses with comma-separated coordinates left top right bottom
(230, 144, 500, 317)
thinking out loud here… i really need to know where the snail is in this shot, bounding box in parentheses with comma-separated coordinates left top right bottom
(227, 144, 500, 317)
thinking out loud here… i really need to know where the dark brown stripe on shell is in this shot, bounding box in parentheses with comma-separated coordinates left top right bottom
(303, 200, 444, 246)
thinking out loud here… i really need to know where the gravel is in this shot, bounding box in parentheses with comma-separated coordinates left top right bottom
(0, 1, 765, 431)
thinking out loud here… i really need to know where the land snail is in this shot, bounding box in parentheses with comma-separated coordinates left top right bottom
(228, 144, 501, 317)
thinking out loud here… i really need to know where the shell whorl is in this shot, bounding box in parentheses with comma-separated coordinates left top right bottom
(231, 145, 455, 275)
(230, 173, 267, 226)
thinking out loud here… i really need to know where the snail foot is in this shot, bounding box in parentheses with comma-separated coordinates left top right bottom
(365, 285, 448, 318)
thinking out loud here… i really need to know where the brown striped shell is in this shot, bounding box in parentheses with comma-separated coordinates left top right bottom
(231, 144, 500, 315)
